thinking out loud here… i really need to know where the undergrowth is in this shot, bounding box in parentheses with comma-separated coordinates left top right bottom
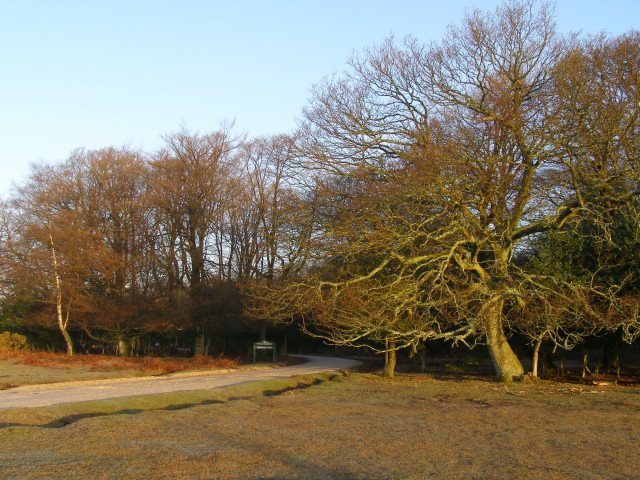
(0, 350, 239, 375)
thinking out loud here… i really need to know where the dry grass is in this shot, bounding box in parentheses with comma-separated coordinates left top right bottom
(1, 372, 639, 479)
(0, 350, 238, 373)
(0, 351, 241, 390)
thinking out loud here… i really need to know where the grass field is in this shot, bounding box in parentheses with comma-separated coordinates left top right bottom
(1, 367, 639, 480)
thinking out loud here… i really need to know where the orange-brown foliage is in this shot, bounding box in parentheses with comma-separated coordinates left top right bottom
(0, 350, 239, 375)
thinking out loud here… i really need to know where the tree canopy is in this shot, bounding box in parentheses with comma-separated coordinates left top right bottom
(257, 0, 640, 380)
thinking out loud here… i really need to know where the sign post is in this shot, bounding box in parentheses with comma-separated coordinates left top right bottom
(253, 340, 276, 363)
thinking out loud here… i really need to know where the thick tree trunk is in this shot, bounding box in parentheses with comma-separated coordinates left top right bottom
(485, 301, 524, 382)
(382, 339, 396, 378)
(117, 338, 130, 356)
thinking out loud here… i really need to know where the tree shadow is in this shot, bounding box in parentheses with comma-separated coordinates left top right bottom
(0, 373, 345, 429)
(0, 398, 226, 430)
(262, 377, 327, 396)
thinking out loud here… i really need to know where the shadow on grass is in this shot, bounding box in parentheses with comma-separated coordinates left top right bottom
(262, 377, 327, 396)
(0, 397, 227, 429)
(0, 373, 345, 430)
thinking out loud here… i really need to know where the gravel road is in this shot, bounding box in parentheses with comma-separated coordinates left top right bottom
(0, 355, 361, 410)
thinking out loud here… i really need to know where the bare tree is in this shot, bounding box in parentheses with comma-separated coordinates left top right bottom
(239, 135, 315, 279)
(148, 126, 240, 355)
(6, 158, 111, 355)
(71, 147, 153, 355)
(239, 135, 322, 340)
(273, 1, 639, 381)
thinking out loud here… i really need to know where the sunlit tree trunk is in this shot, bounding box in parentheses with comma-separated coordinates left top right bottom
(382, 339, 397, 378)
(48, 226, 74, 356)
(485, 300, 523, 382)
(117, 337, 130, 356)
(531, 336, 544, 378)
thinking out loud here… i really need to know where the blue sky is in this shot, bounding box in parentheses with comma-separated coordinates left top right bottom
(1, 0, 638, 196)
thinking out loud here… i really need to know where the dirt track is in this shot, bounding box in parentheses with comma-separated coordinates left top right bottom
(0, 355, 360, 410)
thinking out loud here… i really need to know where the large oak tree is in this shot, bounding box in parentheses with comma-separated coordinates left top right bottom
(276, 0, 640, 380)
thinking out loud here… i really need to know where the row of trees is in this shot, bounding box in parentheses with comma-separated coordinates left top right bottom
(1, 0, 639, 381)
(0, 130, 314, 357)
